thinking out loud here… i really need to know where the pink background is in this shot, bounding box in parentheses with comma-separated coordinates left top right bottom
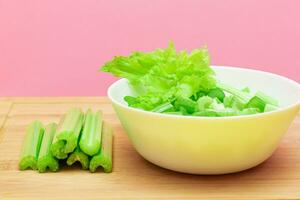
(1, 0, 299, 96)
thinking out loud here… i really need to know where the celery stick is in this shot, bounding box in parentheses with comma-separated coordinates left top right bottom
(240, 108, 260, 115)
(51, 108, 84, 158)
(79, 109, 103, 156)
(51, 140, 68, 159)
(211, 108, 237, 117)
(37, 123, 59, 173)
(256, 91, 279, 106)
(264, 104, 278, 112)
(197, 96, 213, 110)
(217, 82, 250, 104)
(151, 102, 174, 113)
(66, 147, 90, 170)
(89, 122, 113, 173)
(207, 88, 225, 102)
(174, 97, 198, 114)
(246, 96, 266, 112)
(19, 121, 44, 170)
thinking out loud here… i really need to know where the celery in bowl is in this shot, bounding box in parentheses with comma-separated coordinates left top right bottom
(107, 66, 300, 174)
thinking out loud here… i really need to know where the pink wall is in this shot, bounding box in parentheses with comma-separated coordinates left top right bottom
(1, 0, 299, 96)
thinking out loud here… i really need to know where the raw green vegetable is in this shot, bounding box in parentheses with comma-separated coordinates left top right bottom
(207, 88, 225, 102)
(79, 109, 103, 156)
(151, 102, 174, 113)
(37, 123, 59, 173)
(50, 140, 67, 159)
(218, 82, 278, 112)
(102, 42, 216, 111)
(174, 96, 198, 114)
(240, 108, 260, 115)
(51, 108, 84, 159)
(217, 82, 250, 104)
(90, 122, 113, 173)
(264, 104, 278, 112)
(246, 96, 266, 112)
(197, 96, 213, 110)
(19, 121, 44, 170)
(101, 43, 279, 116)
(256, 91, 278, 106)
(66, 146, 90, 170)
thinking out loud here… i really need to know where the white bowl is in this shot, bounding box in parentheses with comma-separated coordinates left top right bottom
(108, 66, 300, 174)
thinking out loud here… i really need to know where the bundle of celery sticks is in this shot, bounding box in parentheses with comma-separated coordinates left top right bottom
(19, 108, 113, 173)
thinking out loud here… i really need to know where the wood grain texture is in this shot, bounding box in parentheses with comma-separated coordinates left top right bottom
(0, 100, 13, 143)
(0, 97, 299, 200)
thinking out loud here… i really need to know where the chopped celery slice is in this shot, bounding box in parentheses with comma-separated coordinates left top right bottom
(210, 99, 225, 110)
(174, 96, 198, 114)
(246, 96, 266, 112)
(264, 104, 278, 112)
(151, 102, 173, 113)
(79, 109, 103, 156)
(66, 147, 90, 170)
(193, 110, 218, 117)
(196, 91, 207, 99)
(51, 108, 84, 159)
(37, 123, 59, 173)
(217, 82, 250, 104)
(90, 122, 113, 173)
(240, 108, 260, 115)
(51, 140, 67, 159)
(223, 95, 234, 108)
(19, 121, 44, 170)
(207, 88, 225, 102)
(256, 91, 279, 106)
(197, 96, 213, 110)
(213, 108, 237, 116)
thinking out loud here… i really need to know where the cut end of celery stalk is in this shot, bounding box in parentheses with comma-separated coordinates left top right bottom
(51, 140, 68, 159)
(89, 122, 113, 173)
(19, 156, 37, 170)
(57, 132, 78, 154)
(37, 156, 59, 173)
(89, 155, 112, 173)
(66, 147, 90, 170)
(54, 108, 85, 154)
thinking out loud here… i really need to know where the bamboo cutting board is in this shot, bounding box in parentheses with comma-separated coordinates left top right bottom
(0, 97, 300, 200)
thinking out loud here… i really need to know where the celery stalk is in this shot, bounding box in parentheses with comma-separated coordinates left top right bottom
(66, 147, 90, 170)
(264, 104, 278, 112)
(89, 122, 113, 173)
(246, 96, 266, 112)
(51, 140, 67, 159)
(79, 109, 103, 156)
(37, 123, 59, 173)
(217, 82, 250, 104)
(151, 102, 174, 113)
(51, 108, 84, 159)
(256, 91, 279, 106)
(19, 121, 44, 170)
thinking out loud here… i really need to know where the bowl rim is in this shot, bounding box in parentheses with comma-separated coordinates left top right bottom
(107, 66, 300, 120)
